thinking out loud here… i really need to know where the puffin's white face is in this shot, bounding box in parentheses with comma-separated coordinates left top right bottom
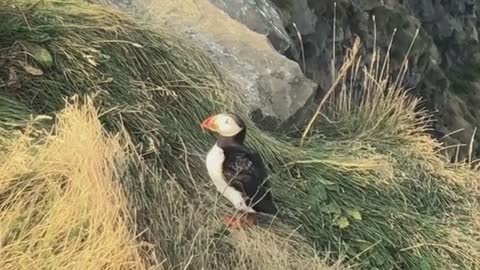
(201, 113, 243, 137)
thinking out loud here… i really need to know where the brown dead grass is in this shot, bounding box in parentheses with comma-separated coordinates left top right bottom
(230, 228, 343, 270)
(0, 96, 148, 270)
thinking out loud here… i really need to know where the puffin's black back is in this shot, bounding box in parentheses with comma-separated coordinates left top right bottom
(219, 142, 278, 215)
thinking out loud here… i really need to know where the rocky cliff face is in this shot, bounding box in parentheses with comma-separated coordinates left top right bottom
(213, 0, 480, 160)
(103, 0, 479, 160)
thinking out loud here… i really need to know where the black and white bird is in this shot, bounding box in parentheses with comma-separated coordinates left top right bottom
(201, 113, 278, 228)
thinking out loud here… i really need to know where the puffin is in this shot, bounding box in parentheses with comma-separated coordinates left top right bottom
(200, 113, 278, 229)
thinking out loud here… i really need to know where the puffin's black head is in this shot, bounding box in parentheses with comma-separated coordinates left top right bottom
(201, 113, 247, 143)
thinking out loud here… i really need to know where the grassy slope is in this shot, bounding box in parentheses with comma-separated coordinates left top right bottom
(0, 0, 478, 269)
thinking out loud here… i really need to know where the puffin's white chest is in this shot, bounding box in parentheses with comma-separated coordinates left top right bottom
(206, 144, 228, 192)
(205, 144, 255, 213)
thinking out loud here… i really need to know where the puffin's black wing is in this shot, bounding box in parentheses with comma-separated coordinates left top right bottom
(221, 144, 278, 215)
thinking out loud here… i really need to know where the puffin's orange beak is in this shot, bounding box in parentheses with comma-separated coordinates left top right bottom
(201, 115, 218, 132)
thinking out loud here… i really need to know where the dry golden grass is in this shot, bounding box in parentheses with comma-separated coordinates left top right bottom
(229, 228, 343, 270)
(0, 96, 148, 270)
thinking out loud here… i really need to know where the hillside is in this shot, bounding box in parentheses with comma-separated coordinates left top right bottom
(0, 1, 479, 270)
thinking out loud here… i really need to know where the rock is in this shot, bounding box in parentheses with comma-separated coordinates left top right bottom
(107, 0, 317, 131)
(208, 0, 294, 55)
(288, 0, 317, 35)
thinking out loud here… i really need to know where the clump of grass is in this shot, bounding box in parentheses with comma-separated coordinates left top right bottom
(291, 35, 479, 268)
(0, 96, 146, 270)
(0, 1, 478, 269)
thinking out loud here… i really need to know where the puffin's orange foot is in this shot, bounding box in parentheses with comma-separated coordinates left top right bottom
(223, 215, 242, 230)
(223, 213, 257, 230)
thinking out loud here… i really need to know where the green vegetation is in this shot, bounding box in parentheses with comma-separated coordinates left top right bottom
(0, 1, 478, 270)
